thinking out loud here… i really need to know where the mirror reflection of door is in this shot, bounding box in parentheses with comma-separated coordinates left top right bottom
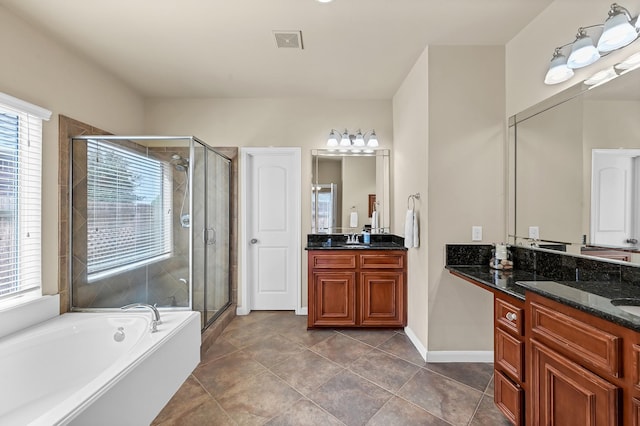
(591, 149, 640, 247)
(312, 184, 338, 233)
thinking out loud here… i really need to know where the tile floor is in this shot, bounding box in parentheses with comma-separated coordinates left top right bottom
(152, 311, 510, 426)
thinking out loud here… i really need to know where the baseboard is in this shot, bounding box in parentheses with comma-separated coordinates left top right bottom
(296, 307, 308, 316)
(236, 306, 250, 316)
(426, 351, 494, 363)
(404, 326, 427, 362)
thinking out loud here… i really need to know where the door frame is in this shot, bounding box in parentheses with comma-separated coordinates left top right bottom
(239, 147, 302, 315)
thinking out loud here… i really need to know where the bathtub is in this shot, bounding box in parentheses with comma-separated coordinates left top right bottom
(0, 310, 200, 425)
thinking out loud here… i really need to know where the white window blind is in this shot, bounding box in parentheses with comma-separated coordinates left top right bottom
(0, 93, 50, 301)
(86, 140, 172, 281)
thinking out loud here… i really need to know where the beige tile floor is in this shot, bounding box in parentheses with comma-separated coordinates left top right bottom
(152, 311, 510, 426)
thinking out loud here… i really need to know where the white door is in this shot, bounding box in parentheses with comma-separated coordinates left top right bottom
(591, 151, 635, 246)
(244, 148, 300, 311)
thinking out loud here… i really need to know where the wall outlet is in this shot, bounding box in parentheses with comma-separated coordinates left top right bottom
(529, 226, 540, 239)
(472, 226, 482, 241)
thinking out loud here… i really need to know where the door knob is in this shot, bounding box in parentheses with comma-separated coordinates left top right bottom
(250, 238, 258, 244)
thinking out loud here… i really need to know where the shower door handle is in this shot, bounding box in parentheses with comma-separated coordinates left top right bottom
(203, 228, 216, 245)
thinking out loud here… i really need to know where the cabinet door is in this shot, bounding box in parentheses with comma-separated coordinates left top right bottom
(359, 271, 405, 326)
(495, 370, 523, 425)
(530, 340, 619, 426)
(310, 271, 356, 326)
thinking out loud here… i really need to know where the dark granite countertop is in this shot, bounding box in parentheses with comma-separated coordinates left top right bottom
(517, 280, 640, 332)
(306, 234, 407, 251)
(306, 241, 406, 250)
(446, 264, 640, 332)
(445, 265, 546, 301)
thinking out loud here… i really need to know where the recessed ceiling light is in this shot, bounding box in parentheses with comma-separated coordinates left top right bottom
(316, 0, 334, 3)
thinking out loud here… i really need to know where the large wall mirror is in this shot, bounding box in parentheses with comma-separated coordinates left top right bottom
(311, 149, 390, 234)
(509, 61, 640, 264)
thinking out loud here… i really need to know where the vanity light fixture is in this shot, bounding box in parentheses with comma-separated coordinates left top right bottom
(544, 49, 575, 85)
(544, 2, 640, 85)
(584, 66, 617, 86)
(615, 51, 640, 72)
(598, 3, 637, 52)
(326, 128, 379, 151)
(567, 29, 601, 68)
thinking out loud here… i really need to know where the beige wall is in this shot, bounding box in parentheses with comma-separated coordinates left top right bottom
(144, 98, 393, 309)
(506, 0, 640, 116)
(0, 6, 145, 295)
(426, 46, 505, 352)
(392, 46, 429, 352)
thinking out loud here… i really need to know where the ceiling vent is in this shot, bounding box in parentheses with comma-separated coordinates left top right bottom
(273, 31, 303, 49)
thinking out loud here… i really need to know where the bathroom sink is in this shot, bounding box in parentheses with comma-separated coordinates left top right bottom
(610, 298, 640, 316)
(341, 244, 372, 249)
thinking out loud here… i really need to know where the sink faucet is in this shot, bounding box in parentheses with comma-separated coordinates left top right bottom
(345, 234, 359, 244)
(121, 303, 161, 332)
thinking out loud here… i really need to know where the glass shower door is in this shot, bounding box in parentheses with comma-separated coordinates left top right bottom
(205, 149, 231, 326)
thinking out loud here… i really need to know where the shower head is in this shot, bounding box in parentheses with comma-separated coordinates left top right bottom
(171, 154, 189, 171)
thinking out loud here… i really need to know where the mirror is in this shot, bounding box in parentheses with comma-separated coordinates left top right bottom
(311, 149, 390, 234)
(509, 63, 640, 264)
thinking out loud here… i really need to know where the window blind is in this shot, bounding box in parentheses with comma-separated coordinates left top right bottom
(86, 140, 172, 281)
(0, 92, 50, 301)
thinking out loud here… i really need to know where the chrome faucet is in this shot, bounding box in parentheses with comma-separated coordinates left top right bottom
(121, 303, 161, 332)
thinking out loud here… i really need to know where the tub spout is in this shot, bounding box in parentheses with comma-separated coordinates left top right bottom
(121, 303, 161, 332)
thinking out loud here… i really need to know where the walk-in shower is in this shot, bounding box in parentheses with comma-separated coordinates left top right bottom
(69, 136, 232, 330)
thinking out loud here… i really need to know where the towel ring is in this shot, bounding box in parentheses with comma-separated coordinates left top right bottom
(407, 193, 421, 209)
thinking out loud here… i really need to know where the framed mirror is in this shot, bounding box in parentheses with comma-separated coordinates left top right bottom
(509, 61, 640, 264)
(311, 149, 390, 234)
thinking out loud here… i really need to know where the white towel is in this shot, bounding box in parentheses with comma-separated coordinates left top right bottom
(404, 209, 414, 248)
(412, 210, 419, 248)
(371, 211, 378, 233)
(349, 211, 358, 228)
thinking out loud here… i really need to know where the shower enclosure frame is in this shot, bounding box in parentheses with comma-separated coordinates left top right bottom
(68, 135, 233, 331)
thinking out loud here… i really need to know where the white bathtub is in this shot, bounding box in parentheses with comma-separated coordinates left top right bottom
(0, 310, 201, 426)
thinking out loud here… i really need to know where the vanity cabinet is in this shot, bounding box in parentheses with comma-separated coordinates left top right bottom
(494, 294, 525, 425)
(527, 292, 624, 426)
(307, 250, 406, 328)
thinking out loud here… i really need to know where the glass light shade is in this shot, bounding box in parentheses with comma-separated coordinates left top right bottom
(354, 131, 365, 147)
(339, 130, 351, 147)
(326, 130, 339, 147)
(366, 131, 379, 148)
(584, 67, 617, 85)
(597, 12, 638, 52)
(544, 53, 574, 85)
(567, 36, 601, 68)
(615, 51, 640, 71)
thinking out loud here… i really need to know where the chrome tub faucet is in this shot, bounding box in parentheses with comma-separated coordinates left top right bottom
(121, 303, 162, 332)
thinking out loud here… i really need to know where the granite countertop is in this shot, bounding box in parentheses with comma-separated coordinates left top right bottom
(446, 264, 640, 332)
(306, 241, 407, 250)
(306, 234, 407, 251)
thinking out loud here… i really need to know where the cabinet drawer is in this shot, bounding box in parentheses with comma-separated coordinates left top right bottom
(494, 370, 522, 426)
(529, 301, 621, 377)
(310, 253, 357, 269)
(360, 252, 405, 269)
(633, 344, 640, 391)
(495, 297, 524, 337)
(495, 327, 524, 382)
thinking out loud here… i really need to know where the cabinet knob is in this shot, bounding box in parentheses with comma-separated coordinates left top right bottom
(505, 312, 517, 321)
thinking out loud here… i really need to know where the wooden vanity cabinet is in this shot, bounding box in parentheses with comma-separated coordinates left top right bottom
(527, 292, 624, 426)
(308, 250, 406, 328)
(494, 294, 526, 425)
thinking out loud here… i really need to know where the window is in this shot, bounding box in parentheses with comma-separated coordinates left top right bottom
(0, 93, 50, 301)
(86, 140, 172, 281)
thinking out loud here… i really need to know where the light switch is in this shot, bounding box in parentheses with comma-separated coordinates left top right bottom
(529, 226, 540, 239)
(472, 226, 482, 241)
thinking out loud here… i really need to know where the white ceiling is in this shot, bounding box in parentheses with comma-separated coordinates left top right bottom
(0, 0, 553, 99)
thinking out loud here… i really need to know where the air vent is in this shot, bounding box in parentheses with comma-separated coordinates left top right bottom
(273, 31, 303, 49)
